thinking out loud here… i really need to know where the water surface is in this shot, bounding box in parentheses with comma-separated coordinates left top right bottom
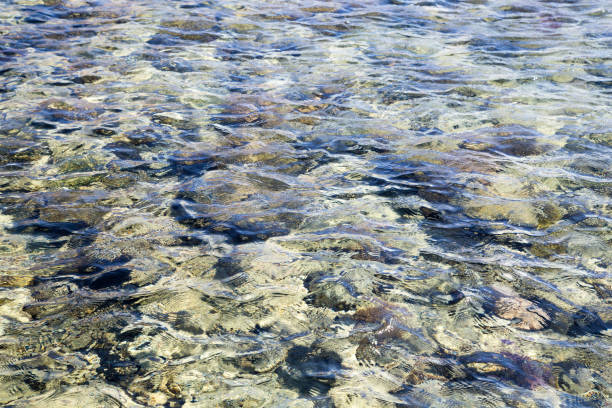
(0, 0, 611, 406)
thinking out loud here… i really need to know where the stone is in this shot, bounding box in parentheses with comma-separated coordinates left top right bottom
(494, 296, 550, 331)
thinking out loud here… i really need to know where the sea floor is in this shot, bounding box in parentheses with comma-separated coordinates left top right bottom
(0, 0, 611, 406)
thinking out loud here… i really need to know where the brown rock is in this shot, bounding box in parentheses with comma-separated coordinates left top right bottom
(494, 296, 550, 330)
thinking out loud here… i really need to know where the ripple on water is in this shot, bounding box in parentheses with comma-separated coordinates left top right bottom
(0, 0, 610, 406)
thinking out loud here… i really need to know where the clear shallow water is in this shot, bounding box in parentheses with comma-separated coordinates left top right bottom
(0, 0, 611, 406)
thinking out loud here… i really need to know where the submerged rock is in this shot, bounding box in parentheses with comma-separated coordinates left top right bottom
(152, 112, 197, 130)
(276, 345, 344, 398)
(489, 285, 551, 331)
(305, 278, 357, 311)
(456, 126, 559, 158)
(0, 0, 609, 406)
(493, 296, 551, 331)
(40, 98, 103, 122)
(0, 275, 35, 288)
(461, 351, 554, 390)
